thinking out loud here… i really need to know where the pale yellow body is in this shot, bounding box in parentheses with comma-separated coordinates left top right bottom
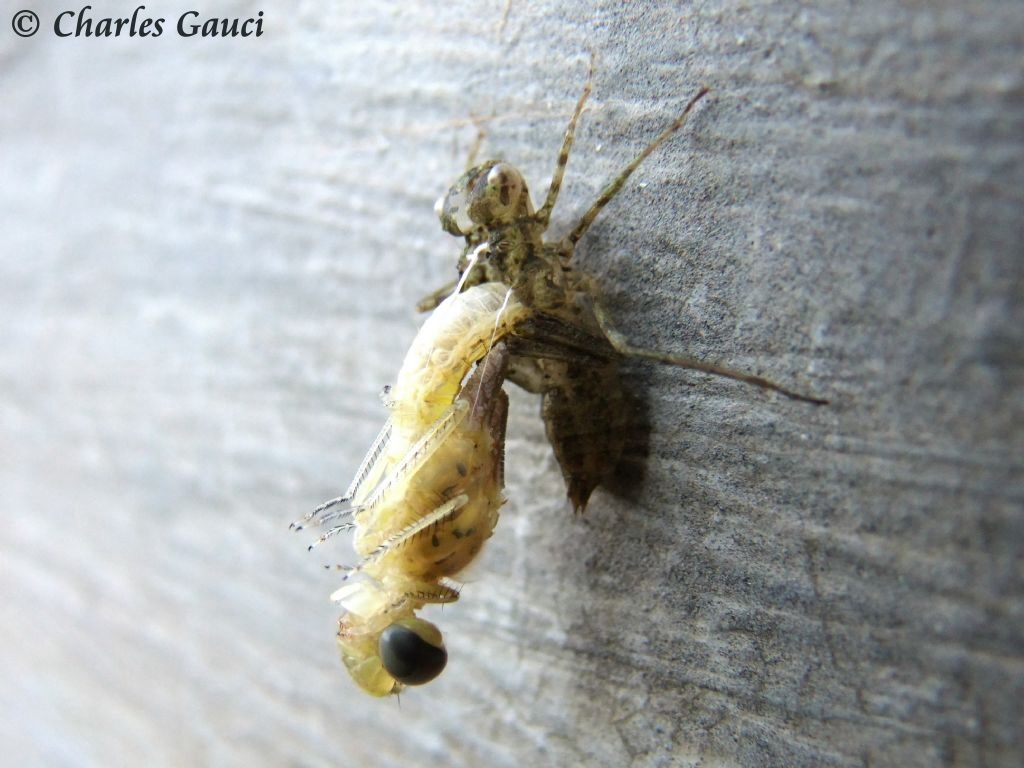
(347, 282, 527, 553)
(389, 282, 528, 436)
(333, 283, 525, 695)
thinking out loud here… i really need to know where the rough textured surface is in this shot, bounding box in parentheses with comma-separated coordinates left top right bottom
(1, 1, 1021, 766)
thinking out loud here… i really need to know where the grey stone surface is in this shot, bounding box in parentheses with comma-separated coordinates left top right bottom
(1, 1, 1021, 766)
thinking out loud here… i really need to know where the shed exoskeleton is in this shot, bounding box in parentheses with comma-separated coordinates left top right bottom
(425, 72, 825, 509)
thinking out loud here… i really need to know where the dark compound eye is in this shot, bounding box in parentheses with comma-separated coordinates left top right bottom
(378, 619, 448, 685)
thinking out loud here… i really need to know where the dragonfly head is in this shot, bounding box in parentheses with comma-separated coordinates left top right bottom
(337, 610, 447, 696)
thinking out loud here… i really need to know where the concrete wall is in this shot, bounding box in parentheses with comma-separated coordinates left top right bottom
(1, 1, 1021, 765)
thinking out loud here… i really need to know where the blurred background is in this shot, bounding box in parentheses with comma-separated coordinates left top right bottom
(1, 1, 1021, 766)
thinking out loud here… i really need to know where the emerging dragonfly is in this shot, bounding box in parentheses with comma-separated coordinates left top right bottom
(294, 283, 528, 695)
(299, 66, 825, 696)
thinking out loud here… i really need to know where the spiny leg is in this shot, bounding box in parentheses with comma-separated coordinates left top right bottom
(290, 495, 348, 531)
(366, 494, 470, 562)
(291, 418, 394, 530)
(566, 86, 710, 247)
(403, 580, 461, 604)
(302, 402, 469, 547)
(344, 417, 394, 505)
(313, 501, 360, 528)
(352, 401, 470, 541)
(534, 54, 596, 227)
(591, 302, 828, 405)
(308, 521, 358, 550)
(291, 497, 355, 532)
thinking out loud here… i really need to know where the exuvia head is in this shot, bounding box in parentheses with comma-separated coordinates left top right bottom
(435, 161, 532, 237)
